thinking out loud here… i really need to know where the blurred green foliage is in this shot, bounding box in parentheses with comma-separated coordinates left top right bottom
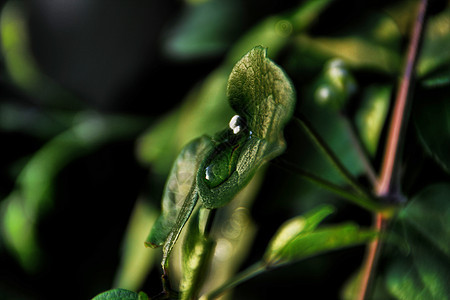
(1, 0, 449, 299)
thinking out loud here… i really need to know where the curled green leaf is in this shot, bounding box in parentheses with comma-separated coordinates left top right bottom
(147, 46, 296, 275)
(198, 46, 296, 209)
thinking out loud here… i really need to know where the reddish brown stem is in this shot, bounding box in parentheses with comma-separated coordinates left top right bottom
(357, 0, 428, 299)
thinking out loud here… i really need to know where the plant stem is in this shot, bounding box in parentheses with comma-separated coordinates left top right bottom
(294, 115, 371, 198)
(357, 0, 428, 299)
(275, 158, 383, 212)
(201, 261, 266, 300)
(340, 114, 378, 187)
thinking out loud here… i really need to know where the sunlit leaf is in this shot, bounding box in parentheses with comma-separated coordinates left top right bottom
(113, 199, 158, 291)
(273, 223, 376, 267)
(92, 288, 148, 300)
(197, 46, 296, 209)
(292, 10, 401, 74)
(264, 205, 376, 267)
(227, 46, 295, 146)
(264, 205, 335, 263)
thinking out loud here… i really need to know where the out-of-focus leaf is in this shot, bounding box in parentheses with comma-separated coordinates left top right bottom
(285, 100, 366, 184)
(198, 46, 296, 209)
(91, 288, 148, 300)
(399, 183, 450, 257)
(264, 205, 335, 263)
(313, 58, 357, 111)
(163, 0, 242, 59)
(180, 208, 215, 300)
(136, 110, 183, 173)
(226, 0, 333, 64)
(355, 84, 392, 156)
(113, 199, 158, 291)
(0, 1, 79, 106)
(292, 11, 401, 74)
(0, 102, 75, 138)
(421, 68, 450, 88)
(384, 183, 450, 300)
(414, 98, 450, 174)
(417, 6, 450, 77)
(146, 136, 213, 248)
(0, 112, 147, 271)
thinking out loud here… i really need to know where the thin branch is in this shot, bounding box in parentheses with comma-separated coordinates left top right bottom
(340, 114, 378, 187)
(357, 1, 428, 299)
(274, 158, 383, 212)
(201, 262, 266, 300)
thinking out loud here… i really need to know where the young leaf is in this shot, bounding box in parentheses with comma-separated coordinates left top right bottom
(264, 205, 335, 263)
(197, 46, 296, 209)
(268, 223, 376, 267)
(227, 46, 295, 150)
(264, 205, 376, 267)
(92, 288, 148, 300)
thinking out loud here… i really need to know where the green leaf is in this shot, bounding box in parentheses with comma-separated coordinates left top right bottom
(146, 136, 213, 248)
(292, 9, 401, 74)
(264, 205, 335, 263)
(197, 46, 296, 209)
(414, 98, 450, 174)
(264, 205, 376, 267)
(384, 183, 450, 300)
(92, 288, 148, 300)
(227, 46, 295, 147)
(271, 223, 376, 267)
(163, 0, 242, 59)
